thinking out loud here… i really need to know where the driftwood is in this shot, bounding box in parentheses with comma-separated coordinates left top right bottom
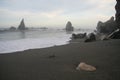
(107, 29, 120, 39)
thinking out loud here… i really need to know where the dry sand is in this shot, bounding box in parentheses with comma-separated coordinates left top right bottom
(0, 39, 120, 80)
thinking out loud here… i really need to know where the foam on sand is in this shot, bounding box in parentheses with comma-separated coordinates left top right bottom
(0, 37, 70, 54)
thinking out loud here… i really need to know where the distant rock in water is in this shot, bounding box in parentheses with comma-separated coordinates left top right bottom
(115, 0, 120, 27)
(9, 26, 16, 31)
(96, 16, 117, 34)
(65, 21, 74, 31)
(18, 19, 26, 30)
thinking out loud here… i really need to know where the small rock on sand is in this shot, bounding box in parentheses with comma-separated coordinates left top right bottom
(76, 62, 96, 72)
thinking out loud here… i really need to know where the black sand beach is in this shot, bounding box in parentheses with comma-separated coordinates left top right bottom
(0, 39, 120, 80)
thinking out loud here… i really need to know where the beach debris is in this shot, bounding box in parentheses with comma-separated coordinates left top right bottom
(72, 33, 86, 39)
(84, 33, 96, 42)
(100, 36, 109, 40)
(107, 29, 120, 39)
(98, 34, 109, 40)
(48, 54, 56, 59)
(76, 62, 96, 71)
(9, 26, 16, 31)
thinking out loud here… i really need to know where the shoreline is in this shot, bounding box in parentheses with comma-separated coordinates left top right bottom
(0, 39, 120, 80)
(0, 42, 69, 54)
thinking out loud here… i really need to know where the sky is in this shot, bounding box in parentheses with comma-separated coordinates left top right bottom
(0, 0, 116, 29)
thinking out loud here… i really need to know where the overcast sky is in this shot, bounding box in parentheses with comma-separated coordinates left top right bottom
(0, 0, 116, 29)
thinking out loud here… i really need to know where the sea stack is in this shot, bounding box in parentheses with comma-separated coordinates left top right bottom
(115, 0, 120, 28)
(18, 19, 26, 30)
(65, 21, 74, 31)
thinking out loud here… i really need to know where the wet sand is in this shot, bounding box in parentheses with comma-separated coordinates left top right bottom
(0, 39, 120, 80)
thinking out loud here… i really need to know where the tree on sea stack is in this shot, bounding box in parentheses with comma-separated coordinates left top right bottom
(65, 21, 74, 31)
(18, 18, 26, 30)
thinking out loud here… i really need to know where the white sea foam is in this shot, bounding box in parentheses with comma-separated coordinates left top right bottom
(0, 28, 93, 54)
(0, 35, 70, 54)
(0, 38, 68, 53)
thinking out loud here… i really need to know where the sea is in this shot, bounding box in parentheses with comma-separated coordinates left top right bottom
(0, 28, 93, 54)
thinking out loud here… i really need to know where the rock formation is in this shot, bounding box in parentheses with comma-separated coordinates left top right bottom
(115, 0, 120, 28)
(85, 0, 120, 41)
(84, 33, 96, 42)
(96, 16, 117, 34)
(65, 21, 74, 31)
(18, 19, 26, 30)
(72, 33, 86, 39)
(106, 0, 120, 39)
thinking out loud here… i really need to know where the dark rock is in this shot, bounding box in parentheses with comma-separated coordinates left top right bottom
(84, 33, 96, 42)
(9, 26, 16, 31)
(18, 19, 26, 30)
(96, 21, 104, 33)
(96, 16, 117, 34)
(65, 21, 74, 31)
(72, 33, 86, 39)
(115, 0, 120, 27)
(95, 1, 120, 40)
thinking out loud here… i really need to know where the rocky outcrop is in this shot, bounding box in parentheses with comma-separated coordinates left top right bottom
(84, 1, 120, 41)
(107, 0, 120, 39)
(96, 16, 117, 34)
(84, 33, 96, 42)
(65, 21, 74, 31)
(18, 19, 26, 30)
(72, 33, 86, 39)
(115, 0, 120, 27)
(95, 1, 120, 39)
